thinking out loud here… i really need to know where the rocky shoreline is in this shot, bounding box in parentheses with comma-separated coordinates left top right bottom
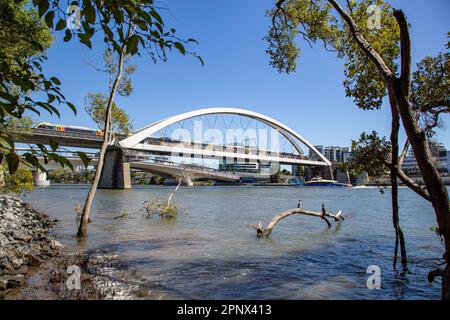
(0, 194, 64, 298)
(0, 194, 155, 300)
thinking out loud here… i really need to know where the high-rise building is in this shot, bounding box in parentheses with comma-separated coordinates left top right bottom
(310, 145, 350, 164)
(402, 141, 448, 175)
(447, 150, 450, 174)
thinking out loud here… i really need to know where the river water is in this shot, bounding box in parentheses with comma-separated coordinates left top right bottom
(20, 185, 447, 299)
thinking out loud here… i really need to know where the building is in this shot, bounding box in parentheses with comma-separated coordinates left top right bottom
(311, 145, 350, 164)
(447, 150, 450, 174)
(402, 141, 448, 175)
(218, 160, 259, 173)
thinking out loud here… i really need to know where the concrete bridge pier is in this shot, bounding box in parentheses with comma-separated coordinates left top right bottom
(354, 171, 369, 186)
(181, 176, 193, 186)
(305, 166, 333, 181)
(336, 170, 351, 184)
(33, 169, 50, 187)
(98, 146, 131, 189)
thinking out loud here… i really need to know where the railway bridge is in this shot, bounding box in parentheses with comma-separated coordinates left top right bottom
(14, 108, 331, 188)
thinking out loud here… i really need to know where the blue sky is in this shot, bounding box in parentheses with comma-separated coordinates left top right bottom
(37, 0, 450, 148)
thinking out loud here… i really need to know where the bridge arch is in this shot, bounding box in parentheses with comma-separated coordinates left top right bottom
(119, 107, 331, 166)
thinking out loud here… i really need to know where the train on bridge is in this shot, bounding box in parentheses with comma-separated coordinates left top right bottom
(35, 122, 105, 136)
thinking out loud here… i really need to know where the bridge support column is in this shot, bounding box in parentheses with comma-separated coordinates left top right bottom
(305, 166, 333, 181)
(336, 169, 350, 184)
(33, 169, 50, 187)
(181, 176, 193, 186)
(355, 171, 369, 186)
(98, 146, 131, 189)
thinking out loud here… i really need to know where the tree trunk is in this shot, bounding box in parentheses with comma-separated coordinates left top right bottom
(323, 1, 450, 299)
(389, 91, 407, 269)
(392, 79, 450, 299)
(77, 46, 127, 238)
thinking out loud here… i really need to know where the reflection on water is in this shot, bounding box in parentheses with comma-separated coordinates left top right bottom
(20, 185, 446, 299)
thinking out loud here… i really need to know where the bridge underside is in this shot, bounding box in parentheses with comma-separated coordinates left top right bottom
(130, 162, 240, 182)
(127, 145, 329, 167)
(14, 129, 104, 149)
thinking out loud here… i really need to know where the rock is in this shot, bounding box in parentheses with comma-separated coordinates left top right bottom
(0, 277, 8, 291)
(38, 213, 49, 220)
(50, 240, 64, 251)
(10, 258, 23, 269)
(11, 230, 32, 242)
(134, 288, 151, 298)
(10, 265, 28, 275)
(0, 233, 9, 246)
(0, 195, 58, 292)
(2, 211, 16, 221)
(6, 274, 25, 288)
(1, 260, 14, 272)
(24, 253, 43, 266)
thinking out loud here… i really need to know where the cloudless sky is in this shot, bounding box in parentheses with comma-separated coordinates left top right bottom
(37, 0, 450, 149)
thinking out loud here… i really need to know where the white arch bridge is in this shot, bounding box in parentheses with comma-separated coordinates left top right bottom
(16, 108, 332, 188)
(101, 108, 331, 188)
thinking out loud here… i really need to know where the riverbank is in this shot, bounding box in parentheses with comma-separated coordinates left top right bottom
(366, 175, 450, 186)
(0, 195, 153, 300)
(0, 194, 64, 298)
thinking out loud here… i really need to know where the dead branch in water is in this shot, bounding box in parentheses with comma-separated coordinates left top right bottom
(167, 178, 182, 207)
(254, 203, 343, 237)
(143, 178, 182, 218)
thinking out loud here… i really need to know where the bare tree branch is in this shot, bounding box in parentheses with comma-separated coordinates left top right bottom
(327, 0, 394, 80)
(393, 9, 411, 96)
(255, 204, 343, 237)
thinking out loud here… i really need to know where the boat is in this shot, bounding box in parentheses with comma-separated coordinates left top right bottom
(303, 176, 352, 187)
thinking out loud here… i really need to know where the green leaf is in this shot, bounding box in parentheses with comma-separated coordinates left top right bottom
(197, 55, 205, 66)
(66, 102, 77, 115)
(187, 38, 199, 45)
(49, 139, 58, 151)
(55, 18, 66, 31)
(127, 35, 140, 55)
(0, 133, 15, 149)
(24, 105, 41, 116)
(84, 5, 96, 24)
(150, 10, 163, 24)
(136, 20, 148, 31)
(78, 33, 92, 49)
(44, 10, 55, 28)
(50, 77, 61, 85)
(6, 152, 20, 174)
(102, 25, 114, 41)
(174, 42, 185, 55)
(75, 151, 91, 168)
(111, 7, 124, 24)
(63, 29, 72, 42)
(37, 0, 49, 18)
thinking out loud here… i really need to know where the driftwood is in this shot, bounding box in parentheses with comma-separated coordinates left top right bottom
(143, 178, 182, 218)
(167, 178, 182, 206)
(254, 203, 343, 237)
